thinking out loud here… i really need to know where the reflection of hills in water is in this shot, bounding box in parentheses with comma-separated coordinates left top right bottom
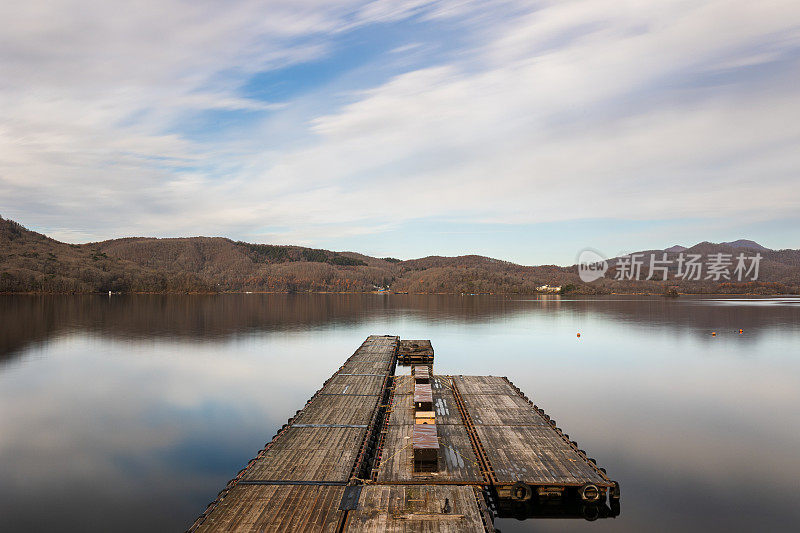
(3, 294, 799, 362)
(559, 296, 800, 331)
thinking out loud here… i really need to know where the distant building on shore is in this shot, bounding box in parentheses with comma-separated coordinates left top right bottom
(537, 284, 561, 293)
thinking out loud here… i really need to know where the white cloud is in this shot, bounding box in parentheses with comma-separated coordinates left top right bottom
(245, 0, 800, 225)
(1, 0, 799, 245)
(0, 0, 370, 234)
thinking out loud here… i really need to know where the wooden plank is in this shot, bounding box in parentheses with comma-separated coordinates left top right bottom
(354, 335, 398, 353)
(451, 376, 611, 489)
(461, 394, 549, 427)
(344, 485, 488, 533)
(342, 335, 397, 368)
(322, 374, 385, 396)
(398, 339, 433, 357)
(195, 484, 344, 533)
(292, 394, 379, 426)
(430, 377, 463, 425)
(190, 336, 399, 531)
(388, 389, 416, 426)
(243, 427, 366, 482)
(393, 375, 415, 396)
(390, 377, 462, 426)
(451, 375, 517, 396)
(474, 425, 609, 486)
(190, 335, 619, 532)
(341, 361, 392, 374)
(376, 423, 483, 484)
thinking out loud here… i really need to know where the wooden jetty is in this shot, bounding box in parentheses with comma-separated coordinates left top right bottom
(397, 339, 434, 364)
(188, 336, 619, 532)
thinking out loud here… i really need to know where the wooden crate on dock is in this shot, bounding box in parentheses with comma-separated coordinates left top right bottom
(414, 383, 433, 411)
(413, 424, 439, 472)
(412, 365, 430, 384)
(415, 411, 436, 425)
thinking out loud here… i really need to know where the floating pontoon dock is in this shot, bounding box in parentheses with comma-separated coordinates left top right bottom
(397, 339, 434, 365)
(188, 336, 619, 532)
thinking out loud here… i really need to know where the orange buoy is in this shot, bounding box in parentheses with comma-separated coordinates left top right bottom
(738, 329, 743, 334)
(577, 332, 581, 338)
(711, 332, 716, 336)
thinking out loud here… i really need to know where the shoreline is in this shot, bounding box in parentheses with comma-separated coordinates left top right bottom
(2, 291, 798, 296)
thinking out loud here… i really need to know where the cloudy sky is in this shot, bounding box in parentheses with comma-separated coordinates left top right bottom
(1, 0, 799, 264)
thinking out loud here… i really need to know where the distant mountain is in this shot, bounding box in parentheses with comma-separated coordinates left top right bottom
(664, 240, 771, 253)
(719, 239, 771, 251)
(664, 245, 687, 253)
(1, 216, 798, 294)
(0, 216, 578, 294)
(600, 240, 800, 294)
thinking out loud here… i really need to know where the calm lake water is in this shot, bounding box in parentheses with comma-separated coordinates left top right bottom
(1, 294, 799, 532)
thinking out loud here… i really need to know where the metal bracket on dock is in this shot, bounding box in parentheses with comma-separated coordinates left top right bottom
(338, 485, 363, 510)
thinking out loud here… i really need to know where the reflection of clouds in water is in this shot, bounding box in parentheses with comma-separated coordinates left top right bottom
(427, 304, 800, 531)
(0, 295, 799, 531)
(591, 371, 800, 487)
(702, 297, 800, 307)
(0, 331, 361, 530)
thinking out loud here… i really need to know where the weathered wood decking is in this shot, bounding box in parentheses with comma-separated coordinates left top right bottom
(189, 336, 619, 532)
(194, 484, 345, 532)
(346, 485, 491, 532)
(374, 375, 483, 485)
(451, 375, 613, 498)
(191, 335, 398, 532)
(397, 339, 434, 365)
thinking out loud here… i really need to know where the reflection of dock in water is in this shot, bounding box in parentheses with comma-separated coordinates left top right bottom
(188, 336, 620, 532)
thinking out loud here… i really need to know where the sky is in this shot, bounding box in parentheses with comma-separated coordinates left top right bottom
(1, 0, 799, 265)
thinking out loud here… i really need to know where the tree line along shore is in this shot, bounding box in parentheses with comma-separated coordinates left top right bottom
(2, 217, 798, 295)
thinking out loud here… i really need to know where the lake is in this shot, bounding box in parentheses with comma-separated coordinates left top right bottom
(1, 294, 799, 532)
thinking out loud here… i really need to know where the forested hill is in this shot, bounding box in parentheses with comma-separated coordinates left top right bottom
(1, 216, 798, 294)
